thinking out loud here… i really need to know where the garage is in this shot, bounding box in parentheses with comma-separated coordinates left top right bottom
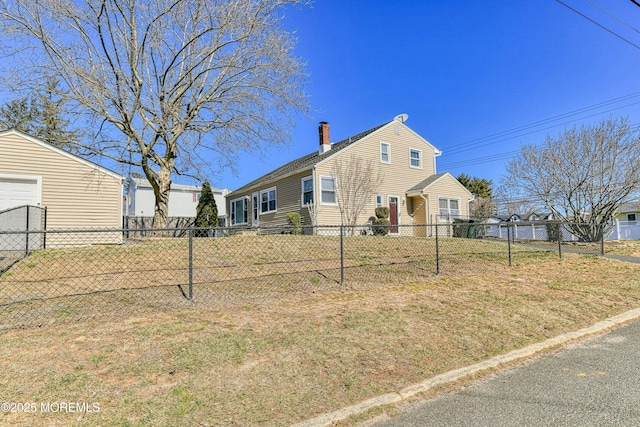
(0, 174, 41, 211)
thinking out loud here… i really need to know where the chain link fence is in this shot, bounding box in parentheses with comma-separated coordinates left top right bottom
(0, 221, 605, 331)
(0, 205, 47, 274)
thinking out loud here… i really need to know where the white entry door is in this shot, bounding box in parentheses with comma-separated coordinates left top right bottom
(0, 175, 41, 211)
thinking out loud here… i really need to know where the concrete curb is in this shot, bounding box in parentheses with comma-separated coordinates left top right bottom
(292, 308, 640, 427)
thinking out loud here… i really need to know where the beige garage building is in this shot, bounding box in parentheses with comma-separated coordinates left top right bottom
(0, 129, 124, 245)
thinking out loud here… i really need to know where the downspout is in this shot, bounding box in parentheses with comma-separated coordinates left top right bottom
(419, 189, 430, 235)
(433, 149, 442, 174)
(468, 194, 475, 220)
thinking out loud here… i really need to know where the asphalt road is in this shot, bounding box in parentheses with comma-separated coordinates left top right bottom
(372, 320, 640, 427)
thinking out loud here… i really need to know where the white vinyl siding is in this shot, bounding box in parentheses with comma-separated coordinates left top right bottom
(409, 148, 422, 169)
(260, 187, 277, 214)
(320, 176, 337, 205)
(380, 142, 390, 164)
(231, 197, 248, 225)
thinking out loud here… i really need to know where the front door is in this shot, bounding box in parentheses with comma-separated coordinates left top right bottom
(388, 196, 399, 234)
(252, 192, 259, 227)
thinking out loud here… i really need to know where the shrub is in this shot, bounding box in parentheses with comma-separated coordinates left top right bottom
(287, 212, 303, 235)
(375, 207, 389, 219)
(194, 181, 218, 237)
(546, 221, 561, 242)
(372, 218, 390, 236)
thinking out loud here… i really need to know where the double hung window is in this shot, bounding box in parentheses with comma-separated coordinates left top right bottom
(260, 187, 277, 214)
(320, 177, 337, 205)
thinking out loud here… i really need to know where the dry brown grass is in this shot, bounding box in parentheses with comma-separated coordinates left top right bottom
(1, 240, 639, 425)
(605, 239, 640, 256)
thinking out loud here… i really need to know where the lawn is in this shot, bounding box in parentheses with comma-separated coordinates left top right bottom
(1, 236, 639, 425)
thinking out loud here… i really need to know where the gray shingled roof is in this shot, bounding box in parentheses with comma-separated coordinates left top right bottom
(618, 200, 640, 213)
(406, 172, 447, 192)
(228, 122, 389, 196)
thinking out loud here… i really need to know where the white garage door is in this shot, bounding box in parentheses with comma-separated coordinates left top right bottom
(0, 176, 41, 211)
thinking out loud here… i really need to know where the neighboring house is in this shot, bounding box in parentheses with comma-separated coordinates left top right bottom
(225, 116, 473, 235)
(0, 129, 124, 245)
(125, 177, 229, 224)
(609, 200, 640, 240)
(613, 200, 640, 224)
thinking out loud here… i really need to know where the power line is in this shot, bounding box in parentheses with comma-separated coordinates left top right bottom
(555, 0, 640, 50)
(586, 0, 640, 35)
(442, 91, 640, 155)
(440, 122, 640, 170)
(445, 99, 640, 157)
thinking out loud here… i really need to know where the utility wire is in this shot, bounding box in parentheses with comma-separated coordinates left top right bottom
(586, 0, 640, 35)
(440, 122, 640, 170)
(556, 0, 640, 50)
(443, 91, 640, 155)
(442, 100, 640, 163)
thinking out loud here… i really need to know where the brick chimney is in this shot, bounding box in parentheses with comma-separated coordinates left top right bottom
(319, 121, 330, 154)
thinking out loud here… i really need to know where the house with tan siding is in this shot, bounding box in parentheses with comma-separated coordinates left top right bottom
(225, 116, 473, 235)
(0, 129, 124, 245)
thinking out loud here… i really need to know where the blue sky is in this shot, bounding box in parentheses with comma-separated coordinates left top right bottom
(213, 0, 640, 193)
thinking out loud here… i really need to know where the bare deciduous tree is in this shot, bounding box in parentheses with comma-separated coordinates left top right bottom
(469, 197, 496, 220)
(332, 154, 383, 235)
(306, 200, 319, 234)
(0, 0, 309, 228)
(504, 117, 640, 241)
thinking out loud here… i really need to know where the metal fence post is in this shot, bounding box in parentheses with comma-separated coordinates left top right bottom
(25, 206, 30, 256)
(188, 229, 193, 301)
(435, 223, 440, 275)
(340, 225, 344, 286)
(43, 207, 47, 249)
(600, 224, 605, 256)
(507, 222, 512, 267)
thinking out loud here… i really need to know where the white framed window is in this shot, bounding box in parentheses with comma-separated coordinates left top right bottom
(320, 176, 337, 205)
(301, 176, 314, 206)
(409, 148, 422, 168)
(438, 197, 460, 221)
(260, 187, 277, 214)
(230, 197, 248, 225)
(375, 194, 383, 208)
(380, 142, 391, 164)
(628, 213, 637, 223)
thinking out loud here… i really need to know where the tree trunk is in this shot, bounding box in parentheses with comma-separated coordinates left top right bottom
(152, 168, 172, 229)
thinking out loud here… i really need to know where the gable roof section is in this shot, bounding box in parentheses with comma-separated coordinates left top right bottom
(617, 200, 640, 214)
(406, 172, 448, 193)
(0, 128, 124, 181)
(228, 121, 389, 197)
(406, 172, 473, 197)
